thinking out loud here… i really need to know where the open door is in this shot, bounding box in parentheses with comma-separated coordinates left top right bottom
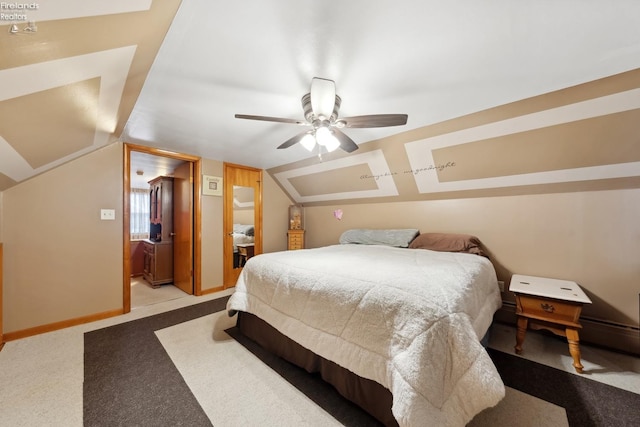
(173, 161, 194, 294)
(223, 163, 262, 288)
(123, 143, 202, 313)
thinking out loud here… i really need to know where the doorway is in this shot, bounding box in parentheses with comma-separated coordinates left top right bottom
(123, 143, 202, 313)
(223, 163, 263, 288)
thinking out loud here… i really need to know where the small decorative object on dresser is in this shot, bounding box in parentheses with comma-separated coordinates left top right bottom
(510, 274, 592, 373)
(287, 205, 305, 250)
(288, 204, 304, 230)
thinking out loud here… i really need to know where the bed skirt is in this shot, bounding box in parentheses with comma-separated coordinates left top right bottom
(236, 311, 399, 427)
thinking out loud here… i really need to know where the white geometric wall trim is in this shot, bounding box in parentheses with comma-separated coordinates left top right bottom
(0, 46, 136, 182)
(233, 198, 254, 208)
(405, 89, 640, 194)
(273, 150, 398, 204)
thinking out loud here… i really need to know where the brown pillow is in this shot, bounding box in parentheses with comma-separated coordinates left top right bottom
(408, 233, 487, 257)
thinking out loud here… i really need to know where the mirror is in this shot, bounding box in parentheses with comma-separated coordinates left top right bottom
(231, 185, 255, 269)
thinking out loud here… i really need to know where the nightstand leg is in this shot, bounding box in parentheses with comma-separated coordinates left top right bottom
(566, 328, 584, 373)
(515, 316, 528, 355)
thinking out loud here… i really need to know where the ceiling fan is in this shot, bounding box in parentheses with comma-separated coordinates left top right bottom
(235, 77, 408, 153)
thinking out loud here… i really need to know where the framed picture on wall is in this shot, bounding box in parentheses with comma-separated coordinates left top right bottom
(203, 175, 223, 196)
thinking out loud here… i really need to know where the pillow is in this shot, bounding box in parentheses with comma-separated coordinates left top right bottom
(408, 232, 487, 257)
(339, 228, 420, 248)
(233, 224, 254, 236)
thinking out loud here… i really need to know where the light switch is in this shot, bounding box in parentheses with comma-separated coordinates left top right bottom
(100, 209, 116, 220)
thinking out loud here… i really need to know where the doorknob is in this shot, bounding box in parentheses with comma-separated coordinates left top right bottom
(170, 232, 176, 236)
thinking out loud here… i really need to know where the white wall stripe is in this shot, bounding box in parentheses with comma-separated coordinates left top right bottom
(273, 150, 398, 203)
(405, 89, 640, 193)
(0, 46, 136, 182)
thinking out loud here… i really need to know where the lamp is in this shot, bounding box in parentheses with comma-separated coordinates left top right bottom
(315, 127, 340, 152)
(300, 126, 340, 153)
(300, 133, 316, 151)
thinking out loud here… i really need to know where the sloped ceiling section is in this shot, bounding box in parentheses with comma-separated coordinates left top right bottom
(0, 0, 181, 191)
(269, 69, 640, 206)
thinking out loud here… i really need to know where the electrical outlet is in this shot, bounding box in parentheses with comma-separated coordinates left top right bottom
(100, 209, 115, 220)
(498, 281, 505, 292)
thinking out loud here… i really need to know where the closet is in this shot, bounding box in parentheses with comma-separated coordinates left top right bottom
(142, 176, 174, 287)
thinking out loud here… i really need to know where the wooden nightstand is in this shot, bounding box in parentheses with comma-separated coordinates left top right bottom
(510, 274, 592, 373)
(237, 243, 254, 267)
(287, 229, 305, 250)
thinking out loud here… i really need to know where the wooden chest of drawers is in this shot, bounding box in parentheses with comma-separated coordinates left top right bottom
(287, 230, 305, 250)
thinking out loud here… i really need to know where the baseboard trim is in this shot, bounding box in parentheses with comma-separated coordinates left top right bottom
(495, 302, 640, 356)
(201, 285, 224, 295)
(3, 308, 124, 342)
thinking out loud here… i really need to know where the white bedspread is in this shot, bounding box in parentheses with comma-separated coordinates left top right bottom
(227, 244, 505, 426)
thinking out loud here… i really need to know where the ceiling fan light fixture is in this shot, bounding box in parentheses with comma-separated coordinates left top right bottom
(300, 133, 316, 151)
(310, 77, 336, 120)
(315, 127, 340, 152)
(235, 77, 408, 154)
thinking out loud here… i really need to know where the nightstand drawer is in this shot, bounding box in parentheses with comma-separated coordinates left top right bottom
(516, 294, 582, 326)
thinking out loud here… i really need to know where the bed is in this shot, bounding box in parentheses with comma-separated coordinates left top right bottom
(226, 230, 505, 426)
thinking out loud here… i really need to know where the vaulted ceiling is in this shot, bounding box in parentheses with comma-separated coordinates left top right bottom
(1, 1, 640, 193)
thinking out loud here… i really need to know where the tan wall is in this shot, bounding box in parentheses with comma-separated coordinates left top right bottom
(201, 158, 224, 291)
(263, 172, 294, 254)
(303, 188, 640, 328)
(2, 143, 123, 333)
(233, 209, 254, 225)
(0, 144, 294, 334)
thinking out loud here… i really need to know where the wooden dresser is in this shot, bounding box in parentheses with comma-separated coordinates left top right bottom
(287, 229, 305, 250)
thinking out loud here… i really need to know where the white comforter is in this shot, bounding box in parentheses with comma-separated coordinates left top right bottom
(227, 244, 505, 426)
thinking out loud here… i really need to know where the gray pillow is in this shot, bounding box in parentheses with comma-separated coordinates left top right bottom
(339, 229, 420, 248)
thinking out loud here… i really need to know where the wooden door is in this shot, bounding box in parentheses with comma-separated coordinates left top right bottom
(173, 161, 194, 294)
(223, 163, 262, 288)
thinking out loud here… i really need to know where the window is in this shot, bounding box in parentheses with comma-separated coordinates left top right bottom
(130, 188, 150, 240)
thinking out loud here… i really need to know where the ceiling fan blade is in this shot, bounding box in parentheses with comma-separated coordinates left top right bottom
(277, 131, 310, 149)
(310, 77, 336, 119)
(235, 114, 308, 125)
(333, 129, 359, 153)
(339, 114, 408, 128)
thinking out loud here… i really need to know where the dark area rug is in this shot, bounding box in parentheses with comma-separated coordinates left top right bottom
(83, 296, 228, 427)
(228, 328, 640, 427)
(84, 298, 640, 427)
(486, 348, 640, 427)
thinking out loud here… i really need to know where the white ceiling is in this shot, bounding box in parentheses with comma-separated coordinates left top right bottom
(130, 151, 185, 189)
(124, 0, 640, 170)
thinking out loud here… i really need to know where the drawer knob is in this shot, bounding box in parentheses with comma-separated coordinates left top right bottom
(541, 303, 555, 313)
